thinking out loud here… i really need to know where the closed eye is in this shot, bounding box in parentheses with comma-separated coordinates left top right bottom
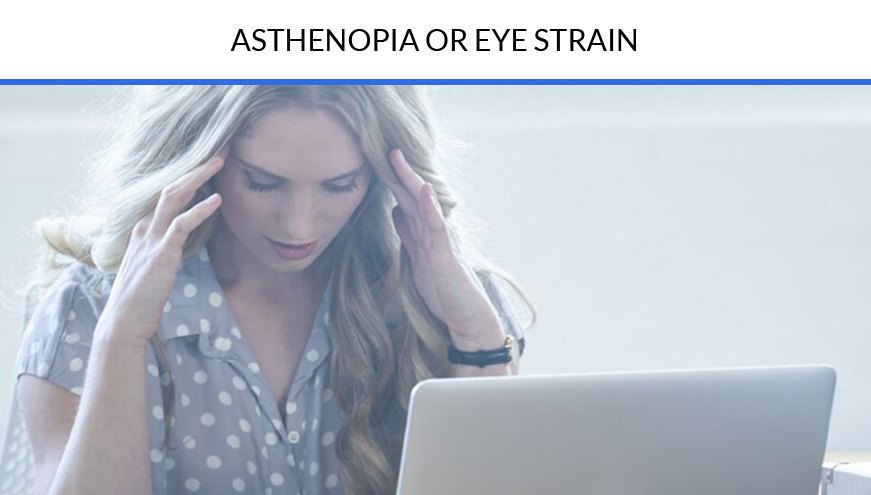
(247, 177, 278, 192)
(324, 181, 360, 194)
(244, 172, 359, 195)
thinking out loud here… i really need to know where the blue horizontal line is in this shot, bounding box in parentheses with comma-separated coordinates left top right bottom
(1, 79, 871, 85)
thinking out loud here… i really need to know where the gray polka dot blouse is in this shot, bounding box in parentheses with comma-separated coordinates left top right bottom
(15, 246, 525, 495)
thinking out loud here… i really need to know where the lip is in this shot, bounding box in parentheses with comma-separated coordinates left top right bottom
(267, 238, 318, 260)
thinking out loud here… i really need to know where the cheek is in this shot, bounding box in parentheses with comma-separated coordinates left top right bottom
(214, 174, 266, 228)
(325, 189, 369, 229)
(344, 179, 373, 217)
(323, 195, 359, 226)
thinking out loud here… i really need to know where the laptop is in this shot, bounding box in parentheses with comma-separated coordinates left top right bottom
(396, 365, 835, 495)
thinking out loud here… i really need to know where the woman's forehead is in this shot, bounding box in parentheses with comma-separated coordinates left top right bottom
(233, 107, 365, 180)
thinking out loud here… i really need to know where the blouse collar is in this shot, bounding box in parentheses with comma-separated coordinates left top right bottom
(156, 245, 334, 379)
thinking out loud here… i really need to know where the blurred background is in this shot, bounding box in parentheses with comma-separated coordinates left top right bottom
(0, 85, 869, 456)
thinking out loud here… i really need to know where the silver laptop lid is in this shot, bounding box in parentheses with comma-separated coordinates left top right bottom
(397, 365, 835, 495)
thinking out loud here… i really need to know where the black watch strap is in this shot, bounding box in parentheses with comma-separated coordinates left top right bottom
(447, 336, 526, 368)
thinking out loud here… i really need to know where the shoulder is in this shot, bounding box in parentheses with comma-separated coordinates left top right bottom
(15, 262, 113, 394)
(29, 262, 113, 328)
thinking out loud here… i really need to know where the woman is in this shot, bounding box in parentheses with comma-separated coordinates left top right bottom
(15, 85, 534, 495)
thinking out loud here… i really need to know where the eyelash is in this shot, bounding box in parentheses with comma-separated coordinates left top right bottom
(244, 176, 359, 195)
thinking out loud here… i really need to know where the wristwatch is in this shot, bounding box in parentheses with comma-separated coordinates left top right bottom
(447, 335, 525, 368)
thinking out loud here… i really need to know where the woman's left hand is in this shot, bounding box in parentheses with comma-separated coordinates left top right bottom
(377, 149, 505, 345)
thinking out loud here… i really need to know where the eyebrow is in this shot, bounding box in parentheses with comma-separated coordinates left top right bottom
(236, 156, 367, 183)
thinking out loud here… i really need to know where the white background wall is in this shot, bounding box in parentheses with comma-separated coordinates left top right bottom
(1, 85, 869, 454)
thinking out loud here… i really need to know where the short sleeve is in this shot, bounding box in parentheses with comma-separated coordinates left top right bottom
(15, 277, 102, 396)
(478, 271, 529, 357)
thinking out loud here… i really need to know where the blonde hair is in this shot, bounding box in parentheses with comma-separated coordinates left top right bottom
(29, 85, 536, 495)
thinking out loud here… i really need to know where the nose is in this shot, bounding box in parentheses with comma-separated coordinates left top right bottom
(277, 189, 317, 243)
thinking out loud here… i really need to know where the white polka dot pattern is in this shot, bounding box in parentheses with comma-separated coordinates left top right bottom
(208, 292, 222, 307)
(183, 283, 197, 298)
(182, 436, 196, 449)
(200, 413, 215, 426)
(15, 247, 516, 495)
(265, 432, 278, 445)
(214, 337, 232, 352)
(271, 473, 284, 486)
(322, 431, 336, 447)
(184, 478, 201, 491)
(176, 324, 191, 337)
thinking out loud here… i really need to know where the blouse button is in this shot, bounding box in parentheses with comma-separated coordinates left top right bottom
(288, 431, 301, 444)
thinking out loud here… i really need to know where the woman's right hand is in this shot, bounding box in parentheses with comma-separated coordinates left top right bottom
(95, 150, 227, 346)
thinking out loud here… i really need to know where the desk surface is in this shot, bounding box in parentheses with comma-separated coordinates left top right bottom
(820, 459, 871, 495)
(825, 453, 871, 463)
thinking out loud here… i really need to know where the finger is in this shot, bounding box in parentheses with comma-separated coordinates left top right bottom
(215, 145, 230, 162)
(392, 206, 419, 262)
(420, 183, 451, 254)
(150, 154, 226, 237)
(390, 149, 427, 200)
(131, 212, 153, 241)
(382, 148, 414, 203)
(380, 155, 420, 215)
(387, 149, 430, 239)
(163, 148, 226, 200)
(386, 150, 425, 214)
(163, 192, 222, 249)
